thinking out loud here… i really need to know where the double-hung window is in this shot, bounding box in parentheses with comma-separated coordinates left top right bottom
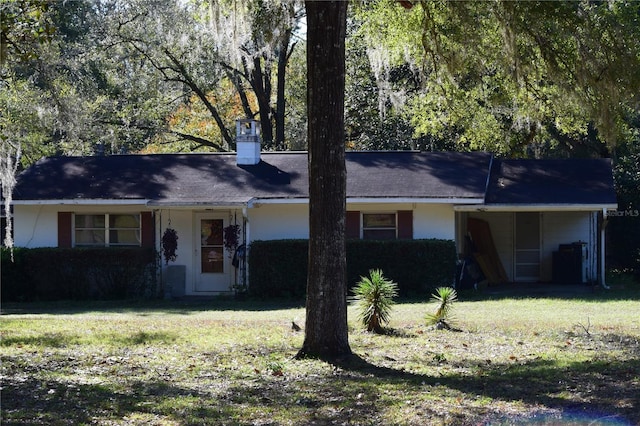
(347, 210, 412, 240)
(74, 214, 141, 247)
(362, 213, 397, 240)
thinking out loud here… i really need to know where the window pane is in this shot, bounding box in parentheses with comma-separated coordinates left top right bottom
(201, 219, 223, 246)
(201, 248, 224, 273)
(110, 230, 141, 245)
(363, 214, 395, 228)
(363, 229, 397, 240)
(75, 214, 105, 228)
(110, 214, 140, 229)
(75, 230, 105, 245)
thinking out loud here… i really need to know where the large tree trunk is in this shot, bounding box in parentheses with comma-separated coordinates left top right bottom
(297, 0, 351, 360)
(274, 25, 292, 148)
(251, 57, 274, 148)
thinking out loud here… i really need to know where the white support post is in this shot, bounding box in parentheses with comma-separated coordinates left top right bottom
(601, 208, 610, 289)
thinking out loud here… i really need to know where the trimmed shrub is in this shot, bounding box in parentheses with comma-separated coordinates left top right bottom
(248, 239, 456, 298)
(0, 248, 29, 301)
(248, 240, 308, 298)
(346, 239, 456, 297)
(1, 247, 158, 302)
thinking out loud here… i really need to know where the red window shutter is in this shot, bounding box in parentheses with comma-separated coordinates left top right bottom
(346, 211, 360, 239)
(397, 210, 413, 239)
(58, 212, 72, 248)
(140, 212, 155, 248)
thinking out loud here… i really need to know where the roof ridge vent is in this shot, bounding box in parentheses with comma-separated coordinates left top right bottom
(236, 119, 261, 165)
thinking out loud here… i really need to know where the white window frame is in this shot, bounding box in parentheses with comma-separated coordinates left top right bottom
(361, 212, 398, 240)
(73, 213, 141, 247)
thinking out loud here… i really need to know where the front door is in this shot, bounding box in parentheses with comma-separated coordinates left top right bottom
(514, 212, 541, 282)
(195, 213, 231, 292)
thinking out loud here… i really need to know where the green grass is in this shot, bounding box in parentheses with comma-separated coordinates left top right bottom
(1, 284, 639, 425)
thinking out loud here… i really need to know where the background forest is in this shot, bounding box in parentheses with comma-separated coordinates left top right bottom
(1, 0, 639, 273)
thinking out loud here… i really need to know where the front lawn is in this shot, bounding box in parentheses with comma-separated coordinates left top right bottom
(1, 289, 639, 425)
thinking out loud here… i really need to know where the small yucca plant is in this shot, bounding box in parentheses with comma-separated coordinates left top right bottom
(425, 287, 458, 330)
(351, 269, 398, 334)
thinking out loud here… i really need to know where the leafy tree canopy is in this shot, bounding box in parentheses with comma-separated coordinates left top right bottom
(355, 0, 640, 157)
(1, 0, 56, 68)
(2, 0, 307, 170)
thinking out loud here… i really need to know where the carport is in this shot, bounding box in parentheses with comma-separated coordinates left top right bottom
(455, 158, 617, 287)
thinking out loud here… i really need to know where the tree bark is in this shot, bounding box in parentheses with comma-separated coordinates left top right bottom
(251, 56, 275, 148)
(297, 0, 351, 360)
(275, 27, 292, 148)
(225, 68, 255, 120)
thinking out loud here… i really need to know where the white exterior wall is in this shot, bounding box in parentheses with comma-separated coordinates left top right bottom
(248, 204, 309, 241)
(413, 203, 456, 239)
(14, 202, 458, 249)
(346, 202, 456, 240)
(246, 202, 457, 242)
(156, 208, 194, 280)
(14, 205, 59, 247)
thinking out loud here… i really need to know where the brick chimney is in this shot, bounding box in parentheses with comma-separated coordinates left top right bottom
(236, 119, 261, 165)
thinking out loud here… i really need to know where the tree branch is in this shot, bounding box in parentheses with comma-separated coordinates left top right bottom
(225, 69, 255, 119)
(162, 48, 234, 148)
(170, 131, 227, 151)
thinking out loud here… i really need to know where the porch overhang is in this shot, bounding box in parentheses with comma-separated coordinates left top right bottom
(454, 203, 618, 212)
(11, 199, 149, 206)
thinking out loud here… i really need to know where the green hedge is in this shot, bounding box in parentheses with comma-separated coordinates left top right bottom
(1, 247, 158, 302)
(248, 239, 456, 298)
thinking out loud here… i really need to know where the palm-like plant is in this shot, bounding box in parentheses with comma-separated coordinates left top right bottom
(351, 269, 398, 334)
(425, 287, 458, 330)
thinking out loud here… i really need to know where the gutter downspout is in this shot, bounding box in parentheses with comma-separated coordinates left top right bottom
(600, 208, 610, 289)
(242, 204, 250, 290)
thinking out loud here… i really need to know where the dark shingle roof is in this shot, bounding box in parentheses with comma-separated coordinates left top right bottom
(13, 151, 492, 204)
(13, 153, 617, 206)
(485, 158, 617, 206)
(345, 151, 490, 199)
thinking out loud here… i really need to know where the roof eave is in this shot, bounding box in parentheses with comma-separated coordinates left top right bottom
(454, 203, 618, 212)
(147, 201, 250, 209)
(347, 197, 485, 204)
(249, 196, 485, 207)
